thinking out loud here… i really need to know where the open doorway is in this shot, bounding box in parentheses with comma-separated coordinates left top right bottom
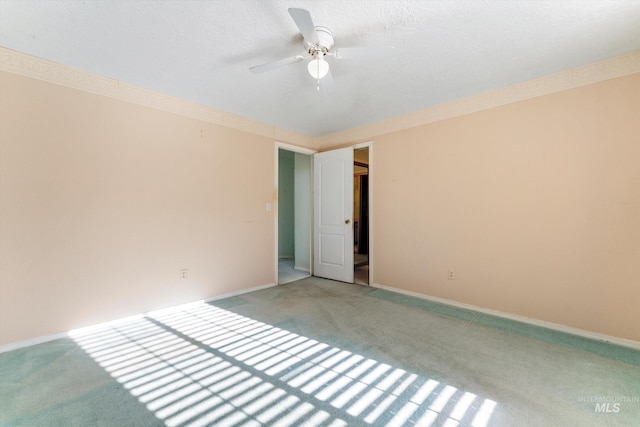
(279, 143, 370, 286)
(354, 147, 369, 285)
(277, 147, 312, 284)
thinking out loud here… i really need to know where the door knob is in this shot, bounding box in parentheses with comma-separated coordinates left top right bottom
(345, 219, 351, 224)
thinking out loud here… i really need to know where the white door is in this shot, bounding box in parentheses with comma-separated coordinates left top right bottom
(314, 147, 354, 283)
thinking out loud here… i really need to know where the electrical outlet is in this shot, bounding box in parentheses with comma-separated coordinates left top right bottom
(180, 269, 188, 280)
(448, 269, 455, 280)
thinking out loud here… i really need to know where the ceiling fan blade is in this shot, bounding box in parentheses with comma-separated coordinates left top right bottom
(334, 46, 395, 60)
(250, 55, 306, 74)
(288, 8, 319, 45)
(320, 69, 335, 95)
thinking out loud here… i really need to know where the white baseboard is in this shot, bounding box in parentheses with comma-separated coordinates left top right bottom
(293, 266, 311, 273)
(203, 282, 277, 303)
(0, 282, 278, 354)
(371, 283, 640, 351)
(0, 331, 70, 354)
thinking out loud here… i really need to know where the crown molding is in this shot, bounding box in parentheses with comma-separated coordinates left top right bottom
(2, 47, 638, 151)
(0, 47, 313, 148)
(314, 50, 640, 148)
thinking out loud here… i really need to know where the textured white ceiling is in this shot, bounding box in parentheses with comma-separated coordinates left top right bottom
(1, 0, 639, 137)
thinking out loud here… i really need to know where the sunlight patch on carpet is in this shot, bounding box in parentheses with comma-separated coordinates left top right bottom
(70, 301, 497, 426)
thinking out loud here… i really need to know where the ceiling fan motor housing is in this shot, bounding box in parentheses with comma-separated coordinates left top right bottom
(306, 26, 334, 57)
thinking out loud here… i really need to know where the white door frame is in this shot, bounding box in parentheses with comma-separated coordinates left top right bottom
(274, 142, 317, 285)
(353, 141, 373, 286)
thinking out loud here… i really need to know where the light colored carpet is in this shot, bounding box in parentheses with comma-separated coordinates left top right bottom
(1, 277, 639, 426)
(278, 258, 310, 285)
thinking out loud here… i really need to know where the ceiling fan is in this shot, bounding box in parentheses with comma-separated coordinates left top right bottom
(250, 8, 395, 93)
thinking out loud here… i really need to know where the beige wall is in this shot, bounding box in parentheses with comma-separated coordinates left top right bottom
(373, 73, 640, 341)
(0, 71, 275, 346)
(2, 64, 638, 347)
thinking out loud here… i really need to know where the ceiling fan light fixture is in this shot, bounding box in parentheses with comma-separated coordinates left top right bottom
(308, 57, 329, 79)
